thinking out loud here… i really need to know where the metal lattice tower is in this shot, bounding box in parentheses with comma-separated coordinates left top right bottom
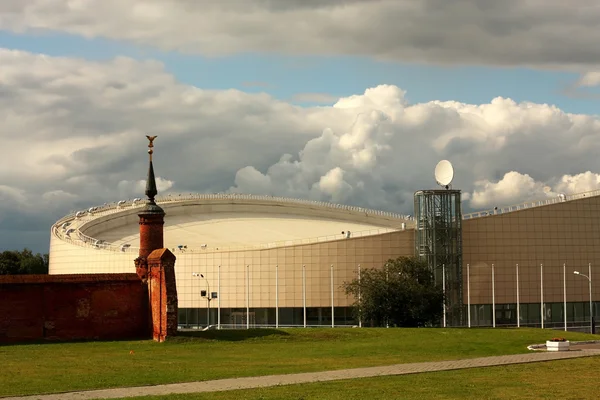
(414, 190, 463, 326)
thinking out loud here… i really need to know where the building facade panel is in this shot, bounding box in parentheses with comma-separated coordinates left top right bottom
(463, 196, 600, 306)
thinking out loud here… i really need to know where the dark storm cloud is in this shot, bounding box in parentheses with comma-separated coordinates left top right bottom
(2, 0, 600, 68)
(0, 49, 331, 252)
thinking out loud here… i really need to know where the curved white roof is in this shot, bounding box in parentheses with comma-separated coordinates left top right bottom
(52, 193, 414, 253)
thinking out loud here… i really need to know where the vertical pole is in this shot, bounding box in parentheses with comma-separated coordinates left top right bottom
(275, 265, 279, 329)
(516, 263, 520, 328)
(386, 264, 389, 328)
(205, 277, 210, 329)
(492, 263, 496, 328)
(302, 265, 306, 328)
(246, 264, 250, 330)
(331, 264, 334, 328)
(589, 263, 593, 334)
(563, 263, 567, 332)
(540, 263, 544, 329)
(442, 263, 446, 328)
(467, 263, 471, 328)
(217, 265, 221, 330)
(358, 264, 362, 328)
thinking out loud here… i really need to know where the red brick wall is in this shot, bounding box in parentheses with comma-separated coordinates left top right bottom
(0, 274, 149, 343)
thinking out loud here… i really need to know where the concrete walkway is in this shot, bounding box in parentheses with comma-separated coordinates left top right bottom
(5, 349, 600, 400)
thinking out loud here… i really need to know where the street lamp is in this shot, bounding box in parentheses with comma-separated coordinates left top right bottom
(574, 268, 594, 334)
(192, 272, 213, 329)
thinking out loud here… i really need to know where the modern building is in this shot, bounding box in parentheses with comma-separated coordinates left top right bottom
(49, 189, 600, 331)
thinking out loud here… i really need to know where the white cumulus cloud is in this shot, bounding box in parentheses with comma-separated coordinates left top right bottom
(2, 49, 600, 251)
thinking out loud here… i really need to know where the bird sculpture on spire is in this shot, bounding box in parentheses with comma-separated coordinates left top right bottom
(146, 135, 157, 161)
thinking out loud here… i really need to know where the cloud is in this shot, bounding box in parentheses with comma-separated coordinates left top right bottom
(577, 71, 600, 87)
(0, 48, 334, 251)
(229, 86, 600, 213)
(470, 172, 551, 208)
(470, 171, 600, 209)
(2, 48, 600, 252)
(117, 177, 175, 198)
(2, 1, 600, 69)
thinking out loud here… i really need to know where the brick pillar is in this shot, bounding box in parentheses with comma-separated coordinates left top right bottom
(147, 248, 178, 342)
(135, 206, 165, 284)
(138, 210, 165, 260)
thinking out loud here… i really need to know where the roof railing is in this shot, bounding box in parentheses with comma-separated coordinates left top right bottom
(462, 188, 600, 220)
(57, 223, 403, 253)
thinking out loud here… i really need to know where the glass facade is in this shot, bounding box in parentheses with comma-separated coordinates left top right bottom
(468, 301, 599, 331)
(414, 189, 463, 325)
(178, 307, 357, 329)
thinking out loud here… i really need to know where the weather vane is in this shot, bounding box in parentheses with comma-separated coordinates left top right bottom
(146, 135, 157, 160)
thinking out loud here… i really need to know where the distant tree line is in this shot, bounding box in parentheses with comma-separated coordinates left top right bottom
(0, 248, 49, 275)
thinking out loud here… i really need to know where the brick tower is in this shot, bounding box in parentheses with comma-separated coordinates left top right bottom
(139, 135, 165, 259)
(135, 136, 166, 282)
(134, 136, 178, 342)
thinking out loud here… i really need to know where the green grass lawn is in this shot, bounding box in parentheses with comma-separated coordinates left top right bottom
(122, 357, 600, 400)
(0, 328, 596, 397)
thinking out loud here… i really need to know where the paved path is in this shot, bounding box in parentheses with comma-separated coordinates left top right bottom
(4, 349, 600, 400)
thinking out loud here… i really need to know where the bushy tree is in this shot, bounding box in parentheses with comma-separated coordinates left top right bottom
(344, 256, 443, 327)
(0, 248, 49, 275)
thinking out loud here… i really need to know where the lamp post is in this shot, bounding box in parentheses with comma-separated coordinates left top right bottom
(192, 272, 212, 329)
(574, 267, 594, 334)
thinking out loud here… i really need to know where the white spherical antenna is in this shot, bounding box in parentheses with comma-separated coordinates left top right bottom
(435, 160, 454, 187)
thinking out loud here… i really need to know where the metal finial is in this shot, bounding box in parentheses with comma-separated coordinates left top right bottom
(146, 135, 157, 161)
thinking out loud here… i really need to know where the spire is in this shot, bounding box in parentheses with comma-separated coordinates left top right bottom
(140, 135, 164, 216)
(146, 160, 158, 203)
(145, 135, 158, 204)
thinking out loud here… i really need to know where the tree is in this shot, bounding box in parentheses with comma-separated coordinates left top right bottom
(0, 248, 49, 275)
(344, 256, 444, 327)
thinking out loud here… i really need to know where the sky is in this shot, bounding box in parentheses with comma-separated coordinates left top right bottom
(1, 0, 600, 253)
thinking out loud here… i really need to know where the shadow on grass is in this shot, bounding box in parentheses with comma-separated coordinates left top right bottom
(0, 335, 150, 348)
(173, 328, 290, 342)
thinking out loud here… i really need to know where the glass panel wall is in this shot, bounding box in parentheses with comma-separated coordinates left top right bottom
(178, 307, 357, 328)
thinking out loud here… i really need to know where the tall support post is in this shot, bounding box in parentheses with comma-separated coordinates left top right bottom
(246, 265, 250, 330)
(563, 263, 567, 332)
(589, 263, 593, 334)
(218, 265, 221, 330)
(386, 264, 389, 328)
(492, 263, 496, 328)
(442, 263, 446, 328)
(516, 263, 520, 328)
(330, 264, 335, 328)
(358, 264, 362, 328)
(540, 263, 544, 329)
(467, 263, 471, 328)
(275, 265, 279, 329)
(302, 265, 307, 328)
